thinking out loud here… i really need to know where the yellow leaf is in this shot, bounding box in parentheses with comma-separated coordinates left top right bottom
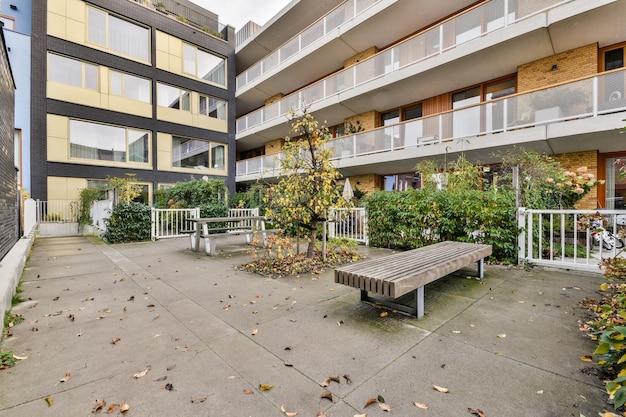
(120, 401, 130, 413)
(414, 402, 429, 409)
(601, 283, 609, 291)
(580, 355, 593, 362)
(133, 368, 150, 379)
(259, 383, 275, 391)
(44, 397, 54, 407)
(619, 368, 626, 378)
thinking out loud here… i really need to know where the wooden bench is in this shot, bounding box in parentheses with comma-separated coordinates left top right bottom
(334, 241, 492, 318)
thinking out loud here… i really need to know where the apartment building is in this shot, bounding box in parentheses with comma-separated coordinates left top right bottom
(30, 0, 236, 204)
(234, 0, 626, 210)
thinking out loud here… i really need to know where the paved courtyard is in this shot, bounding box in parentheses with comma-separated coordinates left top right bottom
(0, 235, 610, 416)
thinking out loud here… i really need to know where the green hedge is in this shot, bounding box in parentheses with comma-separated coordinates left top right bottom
(365, 188, 519, 263)
(103, 202, 152, 243)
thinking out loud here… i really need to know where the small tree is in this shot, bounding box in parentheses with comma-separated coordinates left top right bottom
(265, 109, 348, 258)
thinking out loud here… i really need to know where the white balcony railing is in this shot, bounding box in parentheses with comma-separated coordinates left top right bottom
(236, 0, 380, 90)
(236, 0, 572, 134)
(236, 69, 626, 178)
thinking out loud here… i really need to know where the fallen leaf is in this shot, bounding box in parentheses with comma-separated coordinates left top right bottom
(379, 311, 388, 317)
(111, 337, 121, 345)
(92, 399, 106, 412)
(252, 329, 258, 336)
(320, 378, 331, 387)
(536, 390, 544, 394)
(580, 355, 593, 362)
(60, 370, 71, 383)
(414, 401, 429, 409)
(13, 354, 28, 360)
(120, 401, 130, 413)
(344, 374, 352, 384)
(281, 404, 299, 416)
(155, 376, 167, 382)
(106, 403, 119, 414)
(284, 346, 293, 351)
(166, 364, 176, 371)
(329, 375, 340, 384)
(433, 384, 449, 393)
(379, 402, 391, 412)
(164, 383, 174, 391)
(147, 304, 155, 308)
(354, 414, 367, 417)
(133, 368, 150, 379)
(243, 389, 254, 395)
(364, 398, 378, 408)
(191, 396, 207, 403)
(44, 397, 54, 407)
(321, 391, 333, 402)
(468, 408, 486, 417)
(317, 411, 327, 417)
(452, 330, 461, 334)
(259, 383, 275, 391)
(497, 334, 506, 338)
(377, 395, 385, 403)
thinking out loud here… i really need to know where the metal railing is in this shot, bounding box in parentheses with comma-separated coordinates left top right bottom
(518, 208, 626, 273)
(236, 0, 380, 90)
(236, 0, 571, 132)
(237, 68, 626, 178)
(151, 207, 200, 240)
(36, 200, 80, 223)
(328, 207, 368, 245)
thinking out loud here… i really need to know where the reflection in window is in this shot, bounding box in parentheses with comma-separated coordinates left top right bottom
(199, 95, 227, 120)
(110, 70, 150, 103)
(183, 43, 226, 86)
(87, 6, 149, 61)
(69, 120, 149, 163)
(157, 83, 190, 111)
(48, 53, 98, 90)
(606, 156, 626, 209)
(172, 137, 209, 169)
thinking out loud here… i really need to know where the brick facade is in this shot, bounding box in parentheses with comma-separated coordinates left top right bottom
(344, 110, 378, 131)
(517, 44, 597, 92)
(344, 46, 379, 69)
(264, 138, 283, 155)
(347, 174, 379, 196)
(552, 151, 599, 210)
(0, 28, 17, 261)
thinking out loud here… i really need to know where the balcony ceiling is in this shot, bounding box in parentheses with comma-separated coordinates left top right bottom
(236, 0, 476, 116)
(235, 0, 344, 71)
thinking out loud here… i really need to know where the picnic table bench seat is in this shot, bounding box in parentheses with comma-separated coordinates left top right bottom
(334, 241, 492, 318)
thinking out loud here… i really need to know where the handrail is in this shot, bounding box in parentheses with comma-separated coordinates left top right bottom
(236, 68, 626, 177)
(236, 0, 573, 134)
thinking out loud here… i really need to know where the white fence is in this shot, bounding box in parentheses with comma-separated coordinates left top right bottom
(518, 208, 626, 273)
(151, 207, 200, 240)
(328, 207, 368, 245)
(150, 208, 260, 240)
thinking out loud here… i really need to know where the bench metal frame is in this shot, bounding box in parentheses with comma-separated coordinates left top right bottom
(335, 241, 492, 318)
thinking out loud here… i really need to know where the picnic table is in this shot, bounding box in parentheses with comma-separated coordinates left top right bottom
(189, 216, 277, 255)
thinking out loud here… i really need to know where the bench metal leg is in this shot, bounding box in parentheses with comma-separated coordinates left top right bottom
(360, 290, 423, 318)
(477, 258, 484, 279)
(205, 237, 217, 256)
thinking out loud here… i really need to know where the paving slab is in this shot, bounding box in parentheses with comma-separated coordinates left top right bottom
(0, 236, 613, 416)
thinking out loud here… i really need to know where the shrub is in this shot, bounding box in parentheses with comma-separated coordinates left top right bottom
(365, 187, 518, 263)
(103, 202, 152, 243)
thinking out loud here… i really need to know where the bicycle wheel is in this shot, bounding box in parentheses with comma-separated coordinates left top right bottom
(615, 236, 625, 249)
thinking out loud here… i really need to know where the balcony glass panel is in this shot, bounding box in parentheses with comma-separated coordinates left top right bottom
(355, 50, 394, 85)
(326, 2, 353, 33)
(264, 51, 280, 74)
(236, 118, 247, 132)
(326, 70, 354, 95)
(355, 129, 392, 155)
(398, 119, 424, 148)
(264, 102, 280, 121)
(485, 0, 505, 32)
(301, 20, 324, 49)
(329, 136, 354, 159)
(281, 37, 300, 63)
(247, 111, 262, 129)
(301, 83, 324, 106)
(282, 94, 302, 114)
(598, 71, 626, 113)
(246, 62, 262, 84)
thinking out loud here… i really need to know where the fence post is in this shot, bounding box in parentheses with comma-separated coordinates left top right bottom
(517, 207, 526, 266)
(151, 208, 156, 241)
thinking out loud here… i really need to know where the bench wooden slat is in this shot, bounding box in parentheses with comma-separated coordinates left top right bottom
(334, 241, 492, 316)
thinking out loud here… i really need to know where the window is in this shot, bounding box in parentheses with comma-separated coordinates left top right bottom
(110, 70, 150, 103)
(381, 110, 400, 126)
(69, 120, 149, 163)
(0, 15, 15, 30)
(199, 95, 227, 119)
(157, 83, 190, 111)
(183, 43, 226, 86)
(172, 136, 226, 171)
(384, 174, 421, 192)
(87, 6, 149, 62)
(604, 47, 624, 71)
(48, 53, 98, 90)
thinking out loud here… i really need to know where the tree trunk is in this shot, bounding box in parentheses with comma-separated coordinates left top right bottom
(306, 221, 318, 258)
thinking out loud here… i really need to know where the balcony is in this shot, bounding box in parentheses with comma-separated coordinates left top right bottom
(236, 69, 626, 182)
(237, 0, 624, 147)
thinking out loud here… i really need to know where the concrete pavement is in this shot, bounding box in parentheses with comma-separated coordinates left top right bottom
(0, 235, 610, 416)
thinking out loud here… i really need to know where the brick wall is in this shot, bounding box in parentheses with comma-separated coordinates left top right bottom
(0, 31, 17, 261)
(344, 46, 379, 69)
(344, 110, 378, 131)
(347, 174, 379, 196)
(517, 44, 597, 92)
(265, 93, 284, 106)
(264, 138, 283, 155)
(552, 151, 599, 210)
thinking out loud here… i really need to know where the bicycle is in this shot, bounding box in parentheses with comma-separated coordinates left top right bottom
(590, 219, 625, 250)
